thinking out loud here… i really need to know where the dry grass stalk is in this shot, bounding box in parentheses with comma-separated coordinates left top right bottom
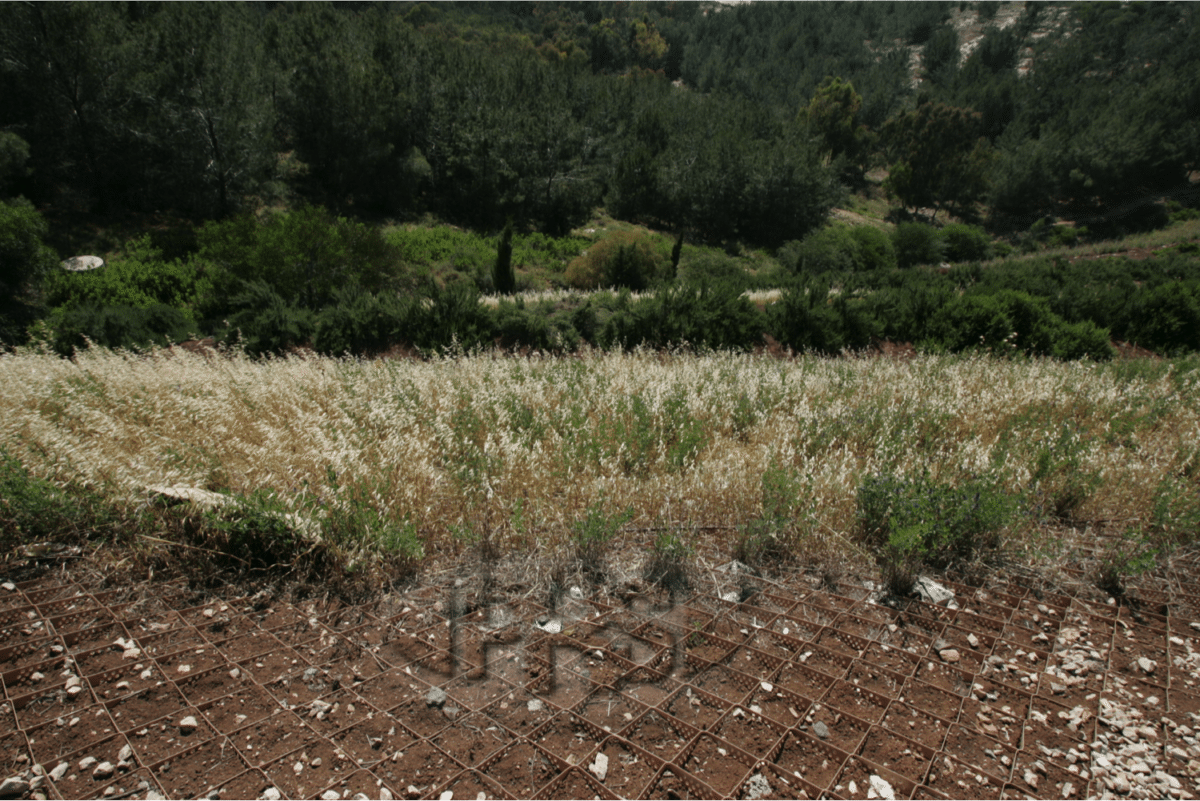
(1, 346, 1197, 579)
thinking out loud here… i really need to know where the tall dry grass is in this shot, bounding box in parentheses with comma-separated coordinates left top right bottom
(1, 345, 1197, 577)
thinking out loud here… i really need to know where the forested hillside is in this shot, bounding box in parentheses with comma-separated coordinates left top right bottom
(1, 1, 1198, 358)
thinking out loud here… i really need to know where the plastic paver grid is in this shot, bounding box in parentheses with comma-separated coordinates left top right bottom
(1, 559, 1199, 801)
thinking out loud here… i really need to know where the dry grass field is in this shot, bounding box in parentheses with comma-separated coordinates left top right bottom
(2, 346, 1198, 593)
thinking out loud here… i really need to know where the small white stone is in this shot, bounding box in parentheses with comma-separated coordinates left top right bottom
(1138, 657, 1157, 674)
(761, 681, 773, 692)
(92, 761, 115, 779)
(179, 715, 198, 734)
(868, 772, 897, 796)
(320, 792, 340, 801)
(49, 762, 68, 781)
(259, 789, 282, 801)
(29, 672, 45, 683)
(590, 752, 609, 781)
(849, 780, 858, 794)
(0, 582, 15, 591)
(78, 756, 98, 771)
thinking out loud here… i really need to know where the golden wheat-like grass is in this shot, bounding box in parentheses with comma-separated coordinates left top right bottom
(2, 346, 1197, 573)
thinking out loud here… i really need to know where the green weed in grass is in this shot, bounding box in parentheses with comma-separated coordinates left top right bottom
(0, 448, 98, 548)
(570, 499, 635, 583)
(857, 471, 1020, 595)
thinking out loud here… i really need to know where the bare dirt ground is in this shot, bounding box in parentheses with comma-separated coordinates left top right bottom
(2, 541, 1200, 801)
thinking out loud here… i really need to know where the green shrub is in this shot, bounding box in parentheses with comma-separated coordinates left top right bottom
(0, 198, 57, 344)
(571, 501, 635, 581)
(511, 231, 590, 272)
(737, 462, 806, 566)
(320, 476, 425, 578)
(930, 290, 1114, 359)
(778, 225, 859, 273)
(679, 251, 752, 290)
(200, 489, 310, 572)
(857, 472, 1019, 593)
(849, 226, 898, 270)
(493, 298, 578, 352)
(51, 303, 193, 356)
(770, 280, 878, 354)
(891, 221, 944, 268)
(565, 231, 661, 290)
(386, 225, 492, 273)
(938, 223, 992, 262)
(222, 281, 316, 355)
(1019, 218, 1089, 252)
(597, 283, 764, 351)
(1095, 527, 1159, 597)
(1126, 282, 1200, 355)
(422, 282, 492, 351)
(313, 286, 424, 356)
(199, 205, 402, 309)
(1052, 319, 1115, 361)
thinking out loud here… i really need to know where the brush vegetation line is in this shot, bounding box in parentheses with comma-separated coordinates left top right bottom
(2, 347, 1199, 595)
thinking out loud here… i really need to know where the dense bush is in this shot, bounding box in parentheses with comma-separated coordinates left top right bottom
(891, 221, 945, 268)
(198, 206, 403, 309)
(779, 224, 897, 274)
(931, 290, 1114, 360)
(50, 303, 193, 356)
(938, 222, 992, 262)
(493, 298, 580, 352)
(678, 250, 753, 291)
(849, 225, 898, 271)
(420, 283, 493, 351)
(565, 231, 663, 290)
(1125, 281, 1200, 355)
(770, 278, 878, 354)
(221, 281, 316, 355)
(598, 283, 763, 351)
(313, 286, 423, 356)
